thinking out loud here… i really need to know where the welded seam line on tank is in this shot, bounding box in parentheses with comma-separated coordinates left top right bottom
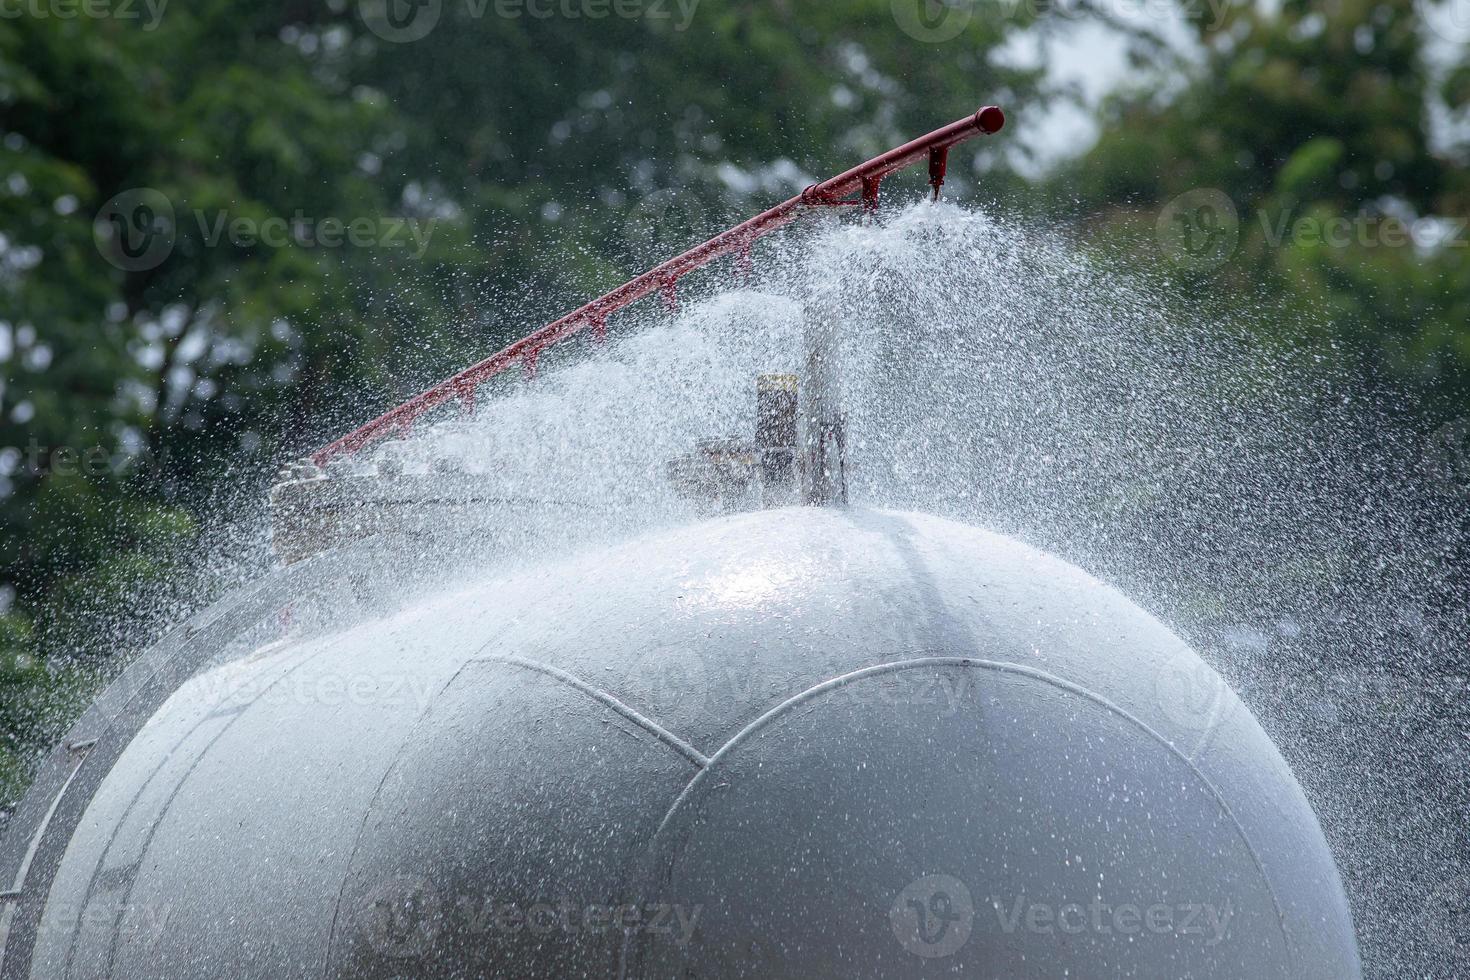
(648, 656, 1293, 959)
(77, 640, 340, 980)
(840, 510, 978, 664)
(3, 559, 291, 970)
(473, 655, 711, 768)
(847, 509, 1238, 799)
(5, 605, 267, 978)
(7, 558, 361, 979)
(315, 645, 715, 979)
(320, 655, 487, 980)
(0, 756, 85, 970)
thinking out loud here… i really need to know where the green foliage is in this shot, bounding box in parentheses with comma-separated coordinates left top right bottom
(0, 613, 100, 806)
(0, 0, 1465, 809)
(0, 0, 1050, 805)
(1044, 0, 1468, 408)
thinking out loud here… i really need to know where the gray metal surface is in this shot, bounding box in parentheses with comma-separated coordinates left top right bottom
(3, 508, 1360, 977)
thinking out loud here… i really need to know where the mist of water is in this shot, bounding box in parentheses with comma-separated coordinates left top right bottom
(374, 201, 1465, 976)
(34, 201, 1470, 974)
(383, 203, 1460, 667)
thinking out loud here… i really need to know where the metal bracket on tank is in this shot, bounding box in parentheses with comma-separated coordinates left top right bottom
(666, 371, 847, 512)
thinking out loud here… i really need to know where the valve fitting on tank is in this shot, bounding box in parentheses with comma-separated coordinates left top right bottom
(667, 371, 844, 513)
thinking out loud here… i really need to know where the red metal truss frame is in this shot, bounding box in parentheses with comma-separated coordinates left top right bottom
(311, 105, 1005, 466)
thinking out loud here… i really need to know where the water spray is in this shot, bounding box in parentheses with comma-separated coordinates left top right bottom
(273, 106, 1003, 558)
(1, 105, 1374, 980)
(310, 104, 1003, 466)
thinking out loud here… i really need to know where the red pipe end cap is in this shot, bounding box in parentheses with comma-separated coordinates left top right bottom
(975, 105, 1006, 134)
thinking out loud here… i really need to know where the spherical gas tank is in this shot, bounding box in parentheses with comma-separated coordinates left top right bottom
(2, 508, 1360, 978)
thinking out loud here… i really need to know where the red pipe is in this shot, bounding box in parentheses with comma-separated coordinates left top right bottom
(311, 105, 1005, 466)
(802, 105, 1005, 206)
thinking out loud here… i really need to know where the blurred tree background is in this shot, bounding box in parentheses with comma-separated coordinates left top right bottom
(0, 0, 1466, 805)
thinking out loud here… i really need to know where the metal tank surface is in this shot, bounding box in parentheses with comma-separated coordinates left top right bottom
(0, 506, 1361, 979)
